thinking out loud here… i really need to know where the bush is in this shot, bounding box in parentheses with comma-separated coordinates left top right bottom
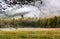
(0, 16, 60, 28)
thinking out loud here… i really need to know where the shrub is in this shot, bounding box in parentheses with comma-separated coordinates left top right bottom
(0, 16, 60, 28)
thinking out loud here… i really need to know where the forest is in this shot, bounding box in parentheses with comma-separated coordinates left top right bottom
(0, 16, 60, 28)
(4, 0, 35, 4)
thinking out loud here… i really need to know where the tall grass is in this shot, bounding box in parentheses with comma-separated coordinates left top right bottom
(0, 30, 60, 39)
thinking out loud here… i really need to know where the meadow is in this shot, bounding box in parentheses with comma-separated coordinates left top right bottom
(0, 28, 60, 39)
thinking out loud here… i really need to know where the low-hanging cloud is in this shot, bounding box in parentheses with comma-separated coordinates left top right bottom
(0, 0, 60, 18)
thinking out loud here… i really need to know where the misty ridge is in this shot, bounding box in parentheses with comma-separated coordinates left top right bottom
(0, 0, 60, 18)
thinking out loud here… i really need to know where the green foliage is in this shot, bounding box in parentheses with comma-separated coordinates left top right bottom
(0, 16, 60, 28)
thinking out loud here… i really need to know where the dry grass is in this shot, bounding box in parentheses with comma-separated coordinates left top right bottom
(0, 28, 60, 39)
(0, 28, 60, 31)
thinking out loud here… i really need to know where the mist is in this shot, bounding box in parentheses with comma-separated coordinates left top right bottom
(0, 0, 60, 18)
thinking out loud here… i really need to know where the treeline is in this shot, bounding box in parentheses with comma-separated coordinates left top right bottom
(4, 0, 34, 5)
(0, 16, 60, 28)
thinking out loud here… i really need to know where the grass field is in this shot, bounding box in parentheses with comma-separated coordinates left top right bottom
(0, 28, 60, 39)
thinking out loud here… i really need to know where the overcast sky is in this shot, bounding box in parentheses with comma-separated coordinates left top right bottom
(0, 0, 60, 18)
